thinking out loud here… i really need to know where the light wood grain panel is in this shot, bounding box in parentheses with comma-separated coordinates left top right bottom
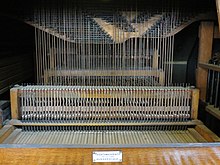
(0, 147, 220, 165)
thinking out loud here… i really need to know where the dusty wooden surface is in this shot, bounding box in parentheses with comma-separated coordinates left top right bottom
(0, 146, 220, 165)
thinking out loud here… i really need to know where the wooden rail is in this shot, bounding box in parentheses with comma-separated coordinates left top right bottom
(206, 105, 220, 121)
(199, 62, 220, 72)
(44, 69, 165, 85)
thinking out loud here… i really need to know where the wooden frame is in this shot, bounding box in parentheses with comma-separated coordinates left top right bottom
(1, 87, 220, 165)
(9, 86, 200, 121)
(44, 48, 165, 85)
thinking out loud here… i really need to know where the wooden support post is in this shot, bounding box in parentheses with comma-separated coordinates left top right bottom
(196, 22, 214, 101)
(10, 87, 20, 120)
(152, 49, 159, 69)
(43, 71, 49, 84)
(191, 89, 199, 120)
(159, 71, 165, 86)
(49, 48, 56, 70)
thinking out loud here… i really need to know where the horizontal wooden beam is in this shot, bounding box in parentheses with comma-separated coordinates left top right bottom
(45, 69, 164, 77)
(44, 69, 165, 85)
(199, 62, 220, 72)
(205, 105, 220, 120)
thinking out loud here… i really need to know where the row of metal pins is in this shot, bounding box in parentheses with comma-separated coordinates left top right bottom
(20, 86, 191, 123)
(13, 125, 198, 144)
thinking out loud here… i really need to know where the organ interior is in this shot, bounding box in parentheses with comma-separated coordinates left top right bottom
(0, 0, 220, 164)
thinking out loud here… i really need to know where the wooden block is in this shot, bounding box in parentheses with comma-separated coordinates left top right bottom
(191, 89, 199, 120)
(195, 124, 220, 142)
(10, 87, 20, 120)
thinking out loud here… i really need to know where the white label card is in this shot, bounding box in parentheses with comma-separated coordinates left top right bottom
(93, 151, 122, 162)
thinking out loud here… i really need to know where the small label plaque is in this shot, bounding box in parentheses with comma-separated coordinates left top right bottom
(93, 151, 122, 162)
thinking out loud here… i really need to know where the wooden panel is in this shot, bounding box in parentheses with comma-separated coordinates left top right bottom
(0, 147, 220, 164)
(196, 22, 214, 101)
